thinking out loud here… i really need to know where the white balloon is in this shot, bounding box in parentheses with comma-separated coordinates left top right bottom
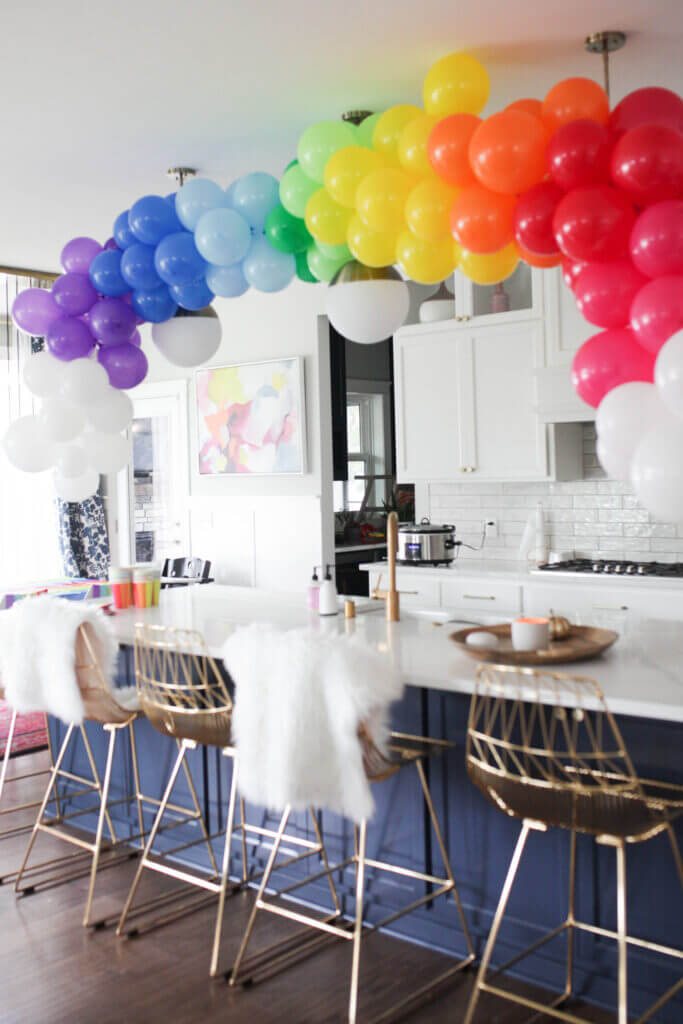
(631, 423, 683, 522)
(2, 415, 56, 472)
(60, 358, 110, 408)
(655, 329, 683, 420)
(86, 387, 134, 433)
(23, 350, 68, 399)
(151, 311, 222, 368)
(39, 398, 85, 443)
(56, 443, 89, 479)
(326, 280, 410, 345)
(596, 436, 632, 482)
(81, 431, 130, 474)
(594, 382, 675, 480)
(54, 468, 99, 503)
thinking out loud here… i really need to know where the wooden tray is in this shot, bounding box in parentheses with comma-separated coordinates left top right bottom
(450, 623, 618, 665)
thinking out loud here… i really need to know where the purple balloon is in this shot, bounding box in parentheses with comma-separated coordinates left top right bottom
(46, 316, 96, 361)
(98, 343, 149, 389)
(11, 288, 61, 336)
(60, 237, 102, 275)
(89, 297, 138, 346)
(120, 291, 145, 325)
(103, 237, 119, 251)
(129, 329, 142, 348)
(51, 273, 98, 316)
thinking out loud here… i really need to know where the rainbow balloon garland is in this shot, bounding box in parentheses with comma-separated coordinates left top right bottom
(5, 52, 683, 518)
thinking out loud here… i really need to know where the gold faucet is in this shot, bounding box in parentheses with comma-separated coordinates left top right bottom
(371, 511, 401, 622)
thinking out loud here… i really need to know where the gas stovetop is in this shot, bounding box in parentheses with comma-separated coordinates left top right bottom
(535, 558, 683, 578)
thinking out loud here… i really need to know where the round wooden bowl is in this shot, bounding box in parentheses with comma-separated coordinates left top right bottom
(450, 623, 618, 666)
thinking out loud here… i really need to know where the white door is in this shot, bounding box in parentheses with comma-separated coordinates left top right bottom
(112, 381, 190, 566)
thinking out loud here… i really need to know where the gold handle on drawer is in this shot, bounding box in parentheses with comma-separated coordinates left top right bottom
(462, 466, 476, 473)
(593, 605, 629, 611)
(463, 594, 496, 601)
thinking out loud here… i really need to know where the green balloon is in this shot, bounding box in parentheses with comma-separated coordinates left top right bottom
(279, 164, 318, 219)
(283, 158, 298, 174)
(315, 240, 351, 262)
(265, 205, 311, 254)
(306, 244, 350, 283)
(356, 112, 382, 149)
(296, 250, 318, 283)
(297, 120, 356, 184)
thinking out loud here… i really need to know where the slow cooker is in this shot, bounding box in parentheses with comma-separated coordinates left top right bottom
(397, 519, 457, 566)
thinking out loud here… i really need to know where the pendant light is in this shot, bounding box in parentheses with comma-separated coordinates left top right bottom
(151, 306, 222, 367)
(418, 282, 455, 323)
(326, 262, 410, 344)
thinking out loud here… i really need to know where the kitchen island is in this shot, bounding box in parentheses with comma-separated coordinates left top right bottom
(50, 586, 682, 1022)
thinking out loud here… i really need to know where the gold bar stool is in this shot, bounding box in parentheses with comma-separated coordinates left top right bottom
(463, 663, 683, 1024)
(229, 727, 475, 1024)
(117, 624, 340, 979)
(0, 695, 59, 842)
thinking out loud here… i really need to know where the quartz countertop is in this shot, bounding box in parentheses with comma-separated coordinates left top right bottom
(108, 585, 683, 723)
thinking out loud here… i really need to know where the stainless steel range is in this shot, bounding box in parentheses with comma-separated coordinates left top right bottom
(533, 558, 683, 578)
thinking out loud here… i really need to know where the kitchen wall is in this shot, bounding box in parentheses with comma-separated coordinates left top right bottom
(423, 424, 683, 563)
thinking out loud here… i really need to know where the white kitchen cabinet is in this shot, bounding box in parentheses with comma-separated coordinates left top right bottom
(366, 568, 441, 609)
(452, 263, 544, 326)
(441, 578, 522, 617)
(522, 581, 683, 621)
(543, 267, 593, 368)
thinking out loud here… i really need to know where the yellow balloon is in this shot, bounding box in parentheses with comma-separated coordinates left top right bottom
(305, 188, 352, 246)
(397, 114, 439, 178)
(396, 231, 458, 284)
(405, 179, 458, 242)
(356, 168, 415, 234)
(423, 52, 490, 117)
(347, 214, 397, 268)
(457, 243, 519, 284)
(372, 104, 423, 163)
(324, 145, 384, 209)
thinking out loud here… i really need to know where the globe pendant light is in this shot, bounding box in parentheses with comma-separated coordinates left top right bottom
(418, 282, 455, 323)
(151, 306, 222, 368)
(326, 261, 410, 344)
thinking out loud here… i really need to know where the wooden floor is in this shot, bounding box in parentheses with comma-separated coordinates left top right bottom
(0, 751, 614, 1024)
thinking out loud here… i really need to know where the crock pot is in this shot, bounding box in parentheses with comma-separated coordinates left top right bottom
(397, 518, 457, 565)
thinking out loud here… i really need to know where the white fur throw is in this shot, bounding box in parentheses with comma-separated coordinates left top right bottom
(223, 625, 403, 824)
(0, 596, 125, 725)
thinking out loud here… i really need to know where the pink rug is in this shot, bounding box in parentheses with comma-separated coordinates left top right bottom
(0, 700, 48, 758)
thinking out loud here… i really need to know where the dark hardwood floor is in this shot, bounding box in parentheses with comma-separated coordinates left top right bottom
(0, 751, 613, 1024)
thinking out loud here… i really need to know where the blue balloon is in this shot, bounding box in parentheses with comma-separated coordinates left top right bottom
(206, 263, 249, 298)
(231, 173, 280, 232)
(175, 178, 229, 231)
(194, 209, 251, 267)
(131, 285, 178, 323)
(242, 237, 295, 293)
(121, 243, 163, 290)
(169, 279, 214, 311)
(129, 195, 181, 246)
(89, 249, 130, 297)
(154, 231, 207, 286)
(113, 210, 136, 249)
(224, 180, 238, 207)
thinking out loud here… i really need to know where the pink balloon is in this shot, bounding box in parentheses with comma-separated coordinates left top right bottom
(609, 87, 683, 137)
(574, 259, 647, 328)
(611, 124, 683, 206)
(572, 327, 655, 408)
(547, 119, 612, 190)
(562, 256, 588, 292)
(630, 275, 683, 354)
(630, 200, 683, 278)
(553, 186, 636, 263)
(513, 182, 563, 255)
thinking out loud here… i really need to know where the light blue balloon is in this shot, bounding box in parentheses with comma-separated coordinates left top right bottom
(242, 237, 295, 293)
(195, 208, 251, 267)
(224, 180, 239, 207)
(175, 178, 229, 231)
(231, 173, 280, 232)
(206, 263, 249, 298)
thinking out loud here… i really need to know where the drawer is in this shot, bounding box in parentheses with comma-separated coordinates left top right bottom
(523, 583, 683, 621)
(395, 573, 441, 608)
(441, 579, 522, 616)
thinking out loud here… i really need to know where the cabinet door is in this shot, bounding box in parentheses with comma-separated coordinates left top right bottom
(544, 266, 593, 367)
(394, 326, 465, 481)
(462, 321, 549, 479)
(454, 263, 544, 325)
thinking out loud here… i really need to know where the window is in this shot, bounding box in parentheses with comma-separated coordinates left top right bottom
(338, 382, 392, 512)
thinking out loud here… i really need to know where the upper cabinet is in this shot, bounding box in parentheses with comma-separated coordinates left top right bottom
(536, 268, 596, 423)
(452, 263, 543, 327)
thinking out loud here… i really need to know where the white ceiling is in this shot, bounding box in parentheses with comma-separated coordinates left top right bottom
(2, 0, 681, 270)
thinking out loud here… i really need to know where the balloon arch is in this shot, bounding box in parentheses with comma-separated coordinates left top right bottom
(4, 52, 683, 519)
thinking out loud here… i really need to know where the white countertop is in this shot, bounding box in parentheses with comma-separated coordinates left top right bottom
(335, 543, 387, 554)
(109, 585, 683, 723)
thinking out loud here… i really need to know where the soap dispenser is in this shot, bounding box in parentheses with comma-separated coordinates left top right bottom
(306, 567, 321, 611)
(318, 565, 338, 616)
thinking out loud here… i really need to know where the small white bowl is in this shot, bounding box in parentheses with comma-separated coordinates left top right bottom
(466, 630, 499, 649)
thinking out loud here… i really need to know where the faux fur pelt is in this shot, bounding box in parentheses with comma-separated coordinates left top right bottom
(223, 625, 403, 824)
(0, 596, 120, 725)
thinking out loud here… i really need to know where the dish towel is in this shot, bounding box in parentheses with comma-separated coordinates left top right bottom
(0, 596, 131, 725)
(223, 625, 403, 824)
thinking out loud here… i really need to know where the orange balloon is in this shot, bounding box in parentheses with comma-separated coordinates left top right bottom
(507, 98, 543, 119)
(542, 77, 610, 134)
(427, 113, 481, 187)
(515, 242, 562, 268)
(450, 183, 516, 253)
(469, 110, 547, 195)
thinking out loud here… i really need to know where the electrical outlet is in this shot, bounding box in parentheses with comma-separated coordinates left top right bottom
(484, 518, 498, 538)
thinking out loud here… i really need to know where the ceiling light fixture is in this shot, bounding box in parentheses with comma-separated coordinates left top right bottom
(584, 31, 627, 99)
(326, 261, 410, 344)
(151, 306, 222, 367)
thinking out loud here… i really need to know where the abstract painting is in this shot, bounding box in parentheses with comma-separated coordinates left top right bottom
(196, 357, 306, 475)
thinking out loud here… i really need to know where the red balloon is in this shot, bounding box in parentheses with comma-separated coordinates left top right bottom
(630, 275, 683, 353)
(513, 182, 563, 255)
(547, 120, 612, 190)
(611, 124, 683, 206)
(609, 87, 683, 137)
(574, 259, 647, 328)
(572, 327, 655, 408)
(630, 200, 683, 278)
(553, 186, 636, 262)
(562, 256, 588, 291)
